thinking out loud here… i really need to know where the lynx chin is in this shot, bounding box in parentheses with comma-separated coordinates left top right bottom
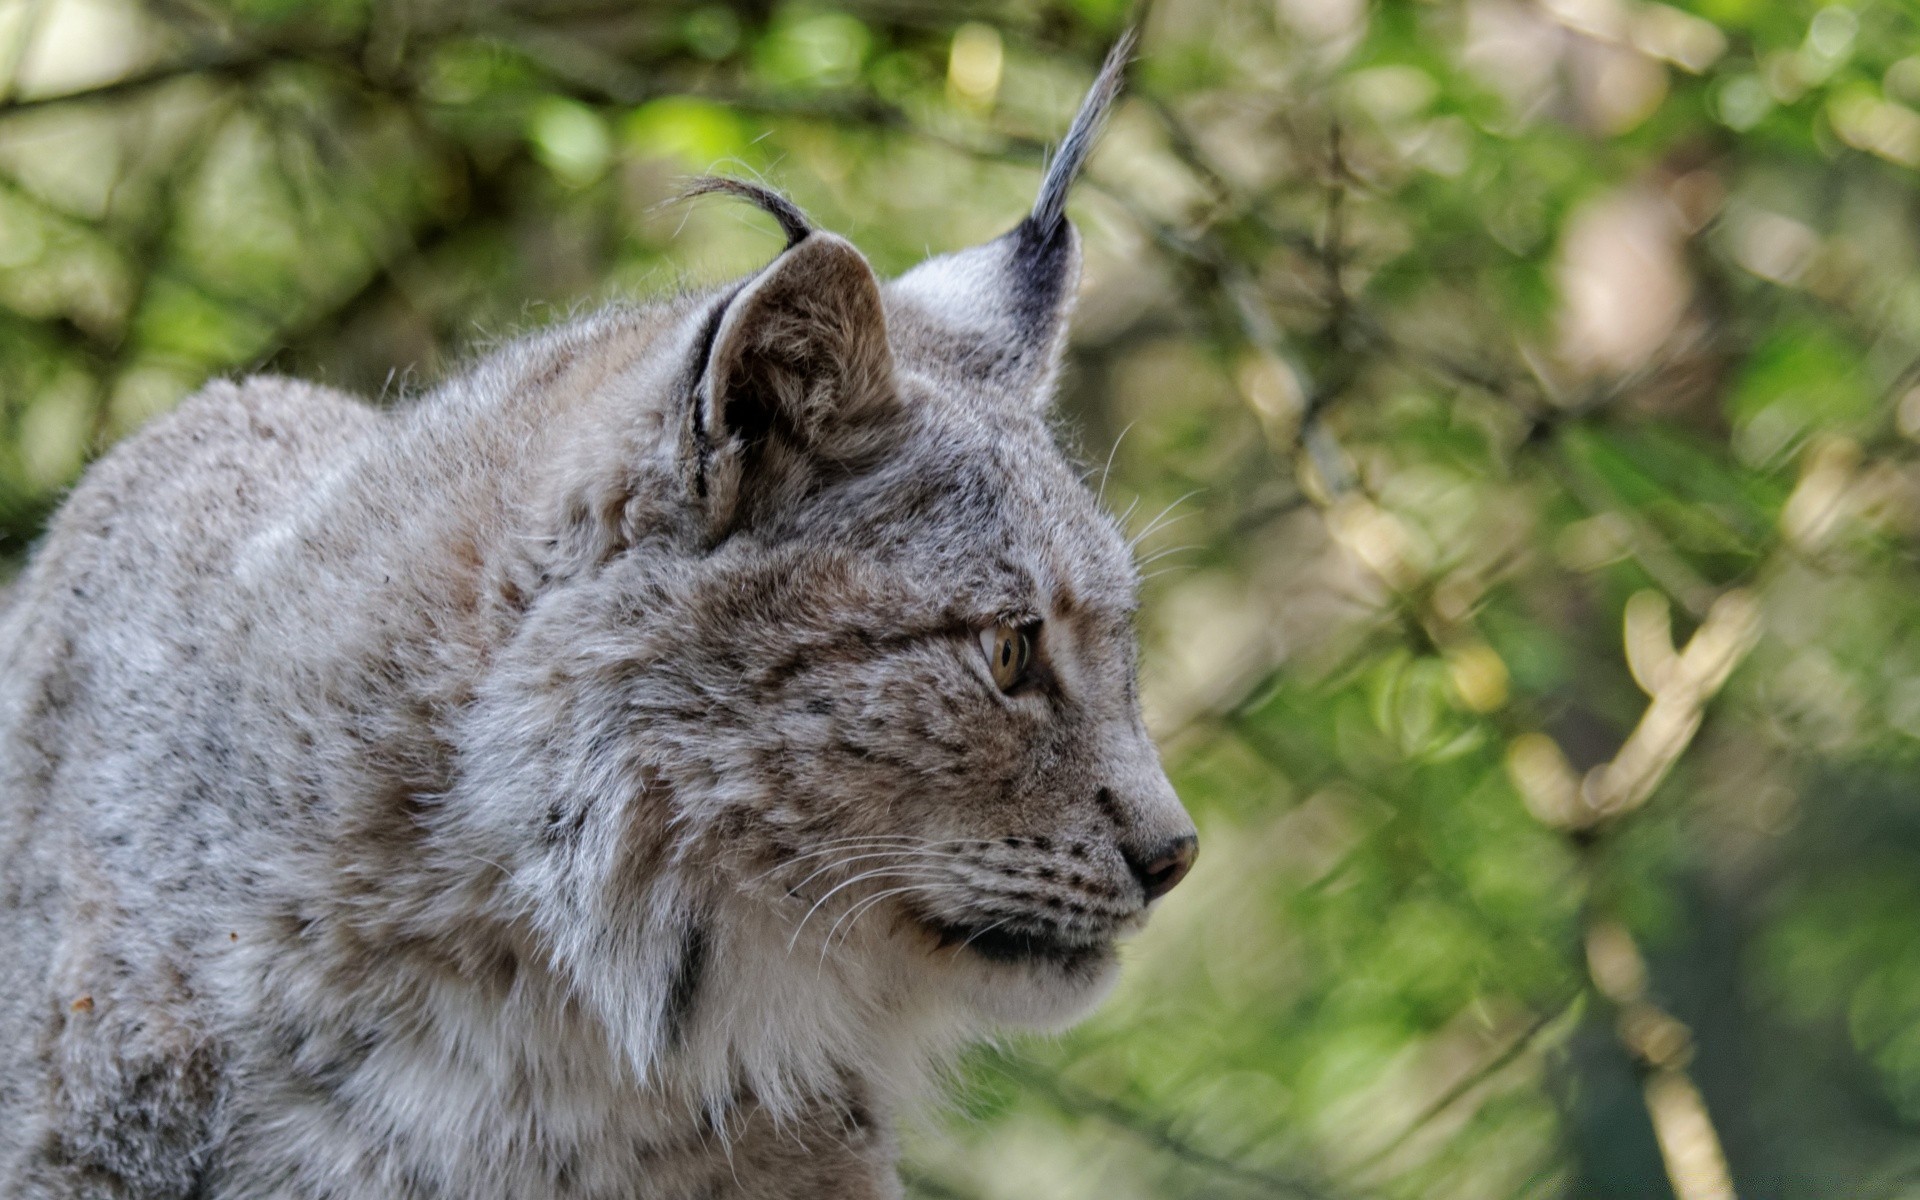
(0, 33, 1196, 1200)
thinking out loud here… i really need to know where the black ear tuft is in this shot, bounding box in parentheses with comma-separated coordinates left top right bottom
(883, 32, 1135, 403)
(678, 177, 815, 250)
(1027, 29, 1135, 241)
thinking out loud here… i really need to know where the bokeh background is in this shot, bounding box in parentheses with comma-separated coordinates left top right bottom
(2, 0, 1919, 1195)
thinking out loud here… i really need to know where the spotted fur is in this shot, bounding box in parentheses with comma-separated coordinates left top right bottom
(0, 36, 1193, 1199)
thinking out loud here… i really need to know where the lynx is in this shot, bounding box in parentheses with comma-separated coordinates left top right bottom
(0, 35, 1196, 1199)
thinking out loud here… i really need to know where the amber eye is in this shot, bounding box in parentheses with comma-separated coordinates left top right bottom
(979, 622, 1034, 692)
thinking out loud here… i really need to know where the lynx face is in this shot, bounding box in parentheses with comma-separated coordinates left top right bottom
(627, 206, 1196, 1028)
(474, 39, 1192, 1069)
(702, 369, 1197, 1026)
(603, 65, 1197, 1032)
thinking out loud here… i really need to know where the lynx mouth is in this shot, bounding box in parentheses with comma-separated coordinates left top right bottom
(919, 914, 1113, 972)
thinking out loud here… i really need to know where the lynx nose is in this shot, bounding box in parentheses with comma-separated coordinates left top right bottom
(1126, 834, 1198, 903)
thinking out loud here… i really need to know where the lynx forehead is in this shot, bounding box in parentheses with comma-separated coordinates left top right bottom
(0, 33, 1195, 1200)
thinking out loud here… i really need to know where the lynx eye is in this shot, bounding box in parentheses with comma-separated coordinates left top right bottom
(980, 622, 1034, 692)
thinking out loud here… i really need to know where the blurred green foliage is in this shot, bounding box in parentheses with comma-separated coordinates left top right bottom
(8, 0, 1920, 1195)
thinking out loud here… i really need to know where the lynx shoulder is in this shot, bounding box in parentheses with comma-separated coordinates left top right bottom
(0, 35, 1195, 1200)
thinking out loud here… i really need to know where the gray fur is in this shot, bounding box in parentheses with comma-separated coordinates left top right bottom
(0, 34, 1191, 1199)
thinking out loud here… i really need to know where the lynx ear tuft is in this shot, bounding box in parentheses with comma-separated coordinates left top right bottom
(886, 32, 1135, 404)
(684, 231, 897, 538)
(1028, 29, 1134, 243)
(678, 176, 815, 250)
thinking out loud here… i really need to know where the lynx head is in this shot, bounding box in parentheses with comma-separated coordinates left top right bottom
(474, 34, 1195, 1072)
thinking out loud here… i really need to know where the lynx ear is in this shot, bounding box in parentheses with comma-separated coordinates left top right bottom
(887, 31, 1132, 404)
(684, 227, 897, 538)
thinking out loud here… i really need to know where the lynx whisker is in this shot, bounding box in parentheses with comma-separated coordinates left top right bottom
(1094, 421, 1137, 509)
(1139, 564, 1198, 582)
(750, 841, 978, 889)
(1134, 543, 1198, 569)
(1127, 490, 1203, 552)
(780, 849, 967, 898)
(778, 833, 987, 856)
(744, 834, 968, 870)
(787, 865, 938, 952)
(782, 834, 989, 856)
(828, 885, 918, 942)
(822, 883, 945, 959)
